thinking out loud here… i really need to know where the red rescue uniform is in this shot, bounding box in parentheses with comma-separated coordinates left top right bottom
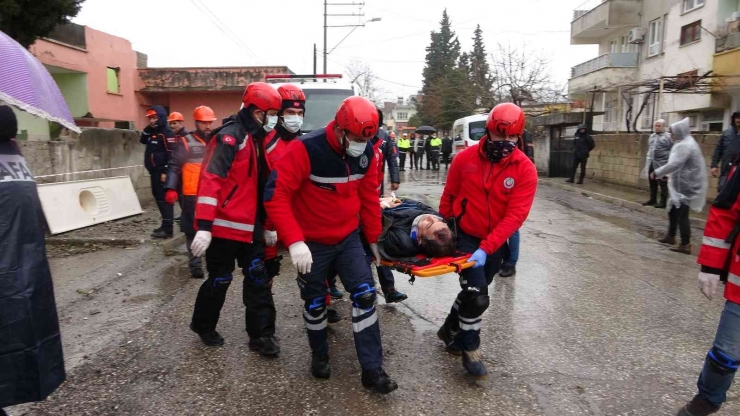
(264, 120, 381, 248)
(440, 143, 538, 255)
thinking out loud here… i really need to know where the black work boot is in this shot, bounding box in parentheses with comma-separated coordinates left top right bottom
(676, 394, 720, 416)
(499, 264, 516, 278)
(190, 268, 204, 279)
(151, 228, 173, 239)
(437, 324, 462, 356)
(655, 198, 667, 209)
(249, 335, 280, 357)
(462, 349, 488, 380)
(658, 235, 676, 245)
(642, 199, 657, 206)
(327, 308, 341, 324)
(190, 323, 224, 346)
(361, 368, 398, 394)
(383, 286, 408, 303)
(311, 353, 331, 379)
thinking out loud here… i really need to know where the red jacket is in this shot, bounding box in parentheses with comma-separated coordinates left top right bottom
(195, 119, 265, 243)
(373, 137, 385, 195)
(698, 166, 740, 304)
(440, 141, 538, 255)
(264, 121, 381, 247)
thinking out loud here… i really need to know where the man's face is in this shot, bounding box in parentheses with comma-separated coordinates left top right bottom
(253, 109, 279, 124)
(654, 121, 665, 133)
(488, 130, 519, 144)
(335, 125, 371, 145)
(735, 117, 740, 128)
(416, 214, 448, 241)
(169, 120, 183, 133)
(148, 115, 158, 128)
(195, 121, 213, 136)
(283, 108, 304, 117)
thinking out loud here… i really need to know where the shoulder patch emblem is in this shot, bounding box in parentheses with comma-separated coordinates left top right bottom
(222, 135, 236, 146)
(503, 177, 515, 189)
(359, 154, 369, 169)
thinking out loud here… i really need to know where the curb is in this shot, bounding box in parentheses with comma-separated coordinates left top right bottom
(159, 233, 187, 256)
(539, 179, 707, 229)
(46, 237, 145, 247)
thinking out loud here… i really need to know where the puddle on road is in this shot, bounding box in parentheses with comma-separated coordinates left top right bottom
(383, 301, 439, 333)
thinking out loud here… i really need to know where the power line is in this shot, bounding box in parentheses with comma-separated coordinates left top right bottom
(326, 56, 422, 89)
(186, 0, 264, 65)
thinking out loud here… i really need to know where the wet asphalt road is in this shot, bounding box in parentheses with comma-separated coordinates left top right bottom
(13, 169, 739, 415)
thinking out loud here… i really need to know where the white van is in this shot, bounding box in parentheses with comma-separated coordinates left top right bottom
(451, 114, 488, 154)
(265, 74, 356, 133)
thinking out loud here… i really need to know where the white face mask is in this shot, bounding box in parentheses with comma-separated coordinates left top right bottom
(263, 115, 278, 133)
(282, 115, 303, 133)
(346, 138, 367, 157)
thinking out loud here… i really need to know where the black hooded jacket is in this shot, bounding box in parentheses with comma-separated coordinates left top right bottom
(378, 199, 442, 259)
(574, 124, 595, 158)
(711, 112, 740, 179)
(140, 105, 177, 172)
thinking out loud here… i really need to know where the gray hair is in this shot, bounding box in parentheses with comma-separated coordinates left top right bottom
(654, 119, 666, 126)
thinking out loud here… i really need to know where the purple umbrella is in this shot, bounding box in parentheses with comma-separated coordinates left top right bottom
(0, 29, 80, 133)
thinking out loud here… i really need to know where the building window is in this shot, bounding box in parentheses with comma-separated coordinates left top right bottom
(680, 20, 702, 46)
(701, 110, 724, 132)
(610, 40, 618, 53)
(397, 112, 408, 120)
(682, 0, 704, 13)
(648, 18, 663, 56)
(107, 67, 120, 94)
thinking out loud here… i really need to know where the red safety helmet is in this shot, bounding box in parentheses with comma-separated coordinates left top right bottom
(277, 84, 306, 101)
(486, 103, 525, 137)
(193, 106, 217, 122)
(335, 96, 379, 139)
(145, 109, 157, 118)
(167, 112, 184, 122)
(242, 82, 282, 112)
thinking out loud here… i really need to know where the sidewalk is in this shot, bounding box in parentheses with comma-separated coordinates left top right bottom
(539, 178, 709, 228)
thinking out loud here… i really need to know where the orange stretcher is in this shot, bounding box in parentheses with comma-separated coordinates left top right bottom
(379, 252, 475, 282)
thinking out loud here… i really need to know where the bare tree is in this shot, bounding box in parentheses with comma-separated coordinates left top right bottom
(344, 60, 387, 106)
(490, 44, 564, 107)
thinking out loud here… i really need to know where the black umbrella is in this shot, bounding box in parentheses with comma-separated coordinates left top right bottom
(416, 125, 436, 134)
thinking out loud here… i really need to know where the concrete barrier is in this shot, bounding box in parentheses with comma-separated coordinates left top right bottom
(18, 128, 153, 204)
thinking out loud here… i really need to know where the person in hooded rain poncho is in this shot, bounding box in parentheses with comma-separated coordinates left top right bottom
(653, 118, 708, 254)
(0, 106, 66, 415)
(641, 119, 673, 208)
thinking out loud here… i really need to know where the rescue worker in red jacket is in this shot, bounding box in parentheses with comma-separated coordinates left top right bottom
(189, 83, 282, 358)
(264, 96, 398, 394)
(262, 84, 306, 278)
(676, 163, 740, 415)
(164, 106, 216, 279)
(438, 103, 538, 380)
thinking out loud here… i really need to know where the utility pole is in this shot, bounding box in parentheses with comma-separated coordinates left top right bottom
(323, 1, 328, 74)
(313, 43, 317, 75)
(323, 2, 377, 74)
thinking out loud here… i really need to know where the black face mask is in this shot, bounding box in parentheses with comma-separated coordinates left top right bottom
(484, 139, 517, 163)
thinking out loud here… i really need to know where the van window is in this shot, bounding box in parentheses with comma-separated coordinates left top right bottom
(469, 121, 486, 141)
(302, 89, 354, 133)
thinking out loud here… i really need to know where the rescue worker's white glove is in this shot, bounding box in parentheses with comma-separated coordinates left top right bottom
(698, 272, 721, 300)
(191, 231, 212, 257)
(370, 243, 382, 267)
(289, 242, 313, 275)
(265, 230, 277, 247)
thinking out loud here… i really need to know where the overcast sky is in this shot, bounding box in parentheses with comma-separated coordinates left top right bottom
(73, 0, 598, 101)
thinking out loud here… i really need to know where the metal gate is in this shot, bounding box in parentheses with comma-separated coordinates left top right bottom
(548, 125, 578, 178)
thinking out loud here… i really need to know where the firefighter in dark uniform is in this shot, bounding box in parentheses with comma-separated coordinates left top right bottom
(265, 96, 398, 394)
(140, 106, 177, 239)
(189, 83, 283, 358)
(164, 106, 217, 278)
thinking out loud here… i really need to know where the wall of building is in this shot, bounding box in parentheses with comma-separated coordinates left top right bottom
(145, 91, 242, 130)
(31, 26, 140, 129)
(17, 128, 151, 204)
(583, 132, 722, 199)
(532, 128, 550, 174)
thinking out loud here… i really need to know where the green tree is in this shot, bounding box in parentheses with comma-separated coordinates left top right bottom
(469, 25, 494, 109)
(407, 113, 422, 128)
(0, 0, 84, 48)
(418, 9, 461, 126)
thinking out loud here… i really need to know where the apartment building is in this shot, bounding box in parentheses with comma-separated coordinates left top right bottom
(569, 0, 740, 132)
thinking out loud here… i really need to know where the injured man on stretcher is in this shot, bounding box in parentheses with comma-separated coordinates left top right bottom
(377, 197, 457, 260)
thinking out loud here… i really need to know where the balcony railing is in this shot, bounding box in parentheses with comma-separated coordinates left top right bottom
(571, 53, 639, 78)
(572, 0, 607, 21)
